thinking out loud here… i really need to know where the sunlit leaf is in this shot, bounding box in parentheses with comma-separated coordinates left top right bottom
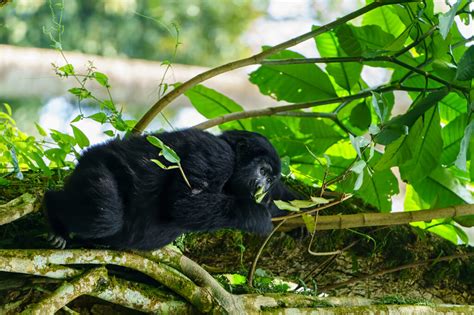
(439, 0, 462, 40)
(250, 49, 337, 102)
(184, 84, 249, 130)
(71, 125, 90, 149)
(399, 107, 443, 183)
(455, 45, 474, 81)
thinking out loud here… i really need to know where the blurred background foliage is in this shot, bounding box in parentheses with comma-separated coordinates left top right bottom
(0, 0, 268, 66)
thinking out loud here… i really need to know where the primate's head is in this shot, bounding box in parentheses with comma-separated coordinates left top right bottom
(220, 130, 281, 198)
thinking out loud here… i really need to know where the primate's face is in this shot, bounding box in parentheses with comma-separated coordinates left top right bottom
(229, 156, 280, 198)
(253, 160, 278, 194)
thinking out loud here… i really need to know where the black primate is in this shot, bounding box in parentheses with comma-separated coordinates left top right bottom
(44, 129, 296, 250)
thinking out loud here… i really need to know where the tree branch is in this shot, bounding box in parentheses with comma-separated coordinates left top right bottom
(260, 56, 468, 92)
(24, 267, 108, 314)
(278, 204, 474, 231)
(0, 193, 39, 225)
(132, 0, 421, 133)
(192, 85, 444, 130)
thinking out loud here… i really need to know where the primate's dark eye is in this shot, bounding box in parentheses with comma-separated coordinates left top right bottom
(259, 167, 268, 176)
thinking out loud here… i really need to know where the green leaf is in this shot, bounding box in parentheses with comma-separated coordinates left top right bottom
(439, 0, 462, 40)
(30, 151, 51, 176)
(362, 6, 405, 38)
(453, 225, 469, 245)
(147, 136, 181, 164)
(405, 167, 474, 211)
(35, 123, 47, 137)
(411, 220, 459, 245)
(314, 29, 362, 92)
(92, 71, 110, 87)
(302, 214, 315, 233)
(336, 24, 396, 57)
(88, 112, 108, 123)
(375, 90, 448, 145)
(151, 158, 178, 170)
(68, 87, 91, 100)
(455, 45, 474, 81)
(101, 100, 116, 111)
(438, 92, 467, 122)
(356, 167, 399, 212)
(349, 101, 371, 131)
(249, 49, 337, 102)
(3, 103, 12, 116)
(374, 120, 421, 171)
(273, 200, 299, 212)
(147, 135, 164, 148)
(454, 215, 474, 227)
(455, 120, 474, 171)
(441, 114, 468, 165)
(58, 64, 74, 75)
(71, 125, 90, 149)
(184, 85, 249, 130)
(399, 107, 443, 183)
(104, 130, 115, 137)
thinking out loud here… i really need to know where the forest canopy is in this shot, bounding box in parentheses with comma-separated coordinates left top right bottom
(0, 0, 473, 313)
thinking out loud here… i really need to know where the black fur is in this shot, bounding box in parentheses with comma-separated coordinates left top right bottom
(44, 128, 296, 250)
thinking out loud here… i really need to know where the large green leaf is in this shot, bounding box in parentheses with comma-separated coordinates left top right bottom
(356, 167, 399, 212)
(375, 90, 448, 145)
(249, 49, 337, 102)
(405, 167, 474, 211)
(250, 117, 343, 158)
(374, 119, 422, 171)
(362, 5, 405, 38)
(399, 107, 443, 183)
(455, 45, 474, 81)
(184, 85, 249, 130)
(455, 120, 474, 171)
(438, 92, 467, 123)
(439, 0, 463, 40)
(440, 114, 468, 165)
(314, 29, 362, 92)
(336, 24, 396, 57)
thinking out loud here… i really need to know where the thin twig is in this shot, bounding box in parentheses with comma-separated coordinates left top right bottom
(247, 219, 287, 287)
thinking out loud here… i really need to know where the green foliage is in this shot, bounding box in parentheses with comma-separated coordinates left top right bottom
(2, 0, 473, 246)
(0, 0, 267, 66)
(184, 0, 474, 244)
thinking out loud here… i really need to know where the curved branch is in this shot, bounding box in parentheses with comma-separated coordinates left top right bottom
(132, 0, 420, 133)
(192, 85, 443, 130)
(0, 249, 214, 313)
(0, 193, 39, 225)
(24, 267, 108, 314)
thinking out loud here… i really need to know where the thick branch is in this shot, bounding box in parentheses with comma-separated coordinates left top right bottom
(0, 249, 214, 313)
(145, 246, 246, 314)
(133, 0, 420, 133)
(23, 267, 108, 314)
(0, 193, 39, 225)
(279, 204, 474, 232)
(93, 277, 195, 314)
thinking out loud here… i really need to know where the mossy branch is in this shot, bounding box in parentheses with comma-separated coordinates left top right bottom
(23, 267, 108, 314)
(132, 0, 420, 133)
(0, 193, 39, 225)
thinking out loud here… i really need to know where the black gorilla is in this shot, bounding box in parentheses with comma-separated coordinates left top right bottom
(44, 129, 296, 250)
